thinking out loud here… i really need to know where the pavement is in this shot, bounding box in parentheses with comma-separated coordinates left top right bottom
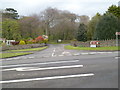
(0, 44, 119, 88)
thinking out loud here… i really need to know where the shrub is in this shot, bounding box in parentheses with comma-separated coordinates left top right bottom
(1, 43, 6, 46)
(26, 40, 33, 44)
(32, 40, 36, 43)
(35, 36, 44, 43)
(43, 39, 48, 44)
(0, 41, 2, 44)
(19, 40, 26, 45)
(11, 41, 19, 45)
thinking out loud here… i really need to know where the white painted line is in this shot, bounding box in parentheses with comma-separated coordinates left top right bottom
(53, 48, 56, 52)
(59, 55, 64, 56)
(52, 53, 54, 57)
(105, 52, 112, 53)
(2, 68, 16, 71)
(114, 51, 118, 53)
(15, 65, 83, 71)
(89, 52, 97, 54)
(115, 57, 120, 59)
(2, 65, 83, 72)
(2, 67, 34, 71)
(97, 52, 106, 54)
(1, 57, 22, 61)
(74, 53, 80, 56)
(0, 60, 79, 68)
(52, 48, 56, 57)
(62, 51, 70, 55)
(43, 56, 50, 58)
(80, 53, 89, 55)
(0, 73, 94, 84)
(28, 57, 34, 59)
(12, 57, 21, 60)
(5, 58, 13, 60)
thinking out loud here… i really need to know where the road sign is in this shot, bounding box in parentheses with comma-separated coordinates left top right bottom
(115, 32, 120, 35)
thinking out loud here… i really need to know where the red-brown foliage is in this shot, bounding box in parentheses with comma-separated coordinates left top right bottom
(35, 36, 44, 42)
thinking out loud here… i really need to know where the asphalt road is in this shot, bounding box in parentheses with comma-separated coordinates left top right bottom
(1, 44, 118, 88)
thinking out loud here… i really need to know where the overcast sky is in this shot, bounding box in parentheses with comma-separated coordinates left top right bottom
(1, 0, 119, 17)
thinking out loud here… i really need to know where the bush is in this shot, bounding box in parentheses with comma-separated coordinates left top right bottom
(0, 41, 2, 44)
(43, 39, 48, 44)
(11, 41, 19, 45)
(26, 40, 33, 44)
(35, 36, 44, 43)
(1, 43, 6, 46)
(19, 40, 26, 45)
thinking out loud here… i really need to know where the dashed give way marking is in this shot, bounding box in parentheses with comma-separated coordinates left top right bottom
(2, 65, 83, 72)
(0, 73, 94, 84)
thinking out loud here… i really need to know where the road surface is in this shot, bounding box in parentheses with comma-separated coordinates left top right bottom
(1, 44, 118, 88)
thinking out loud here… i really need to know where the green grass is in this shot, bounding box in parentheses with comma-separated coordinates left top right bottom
(48, 40, 70, 44)
(64, 45, 120, 51)
(48, 42, 69, 44)
(0, 52, 33, 58)
(7, 46, 48, 52)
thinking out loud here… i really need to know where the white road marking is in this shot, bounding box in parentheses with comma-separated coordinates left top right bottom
(0, 60, 79, 68)
(13, 65, 83, 71)
(28, 57, 34, 59)
(62, 51, 70, 55)
(4, 58, 13, 60)
(80, 53, 89, 55)
(53, 48, 56, 52)
(97, 52, 106, 54)
(59, 55, 64, 56)
(2, 65, 83, 71)
(0, 73, 94, 84)
(106, 52, 113, 54)
(2, 67, 35, 71)
(52, 48, 56, 57)
(115, 57, 120, 59)
(42, 56, 50, 58)
(74, 53, 80, 56)
(52, 53, 55, 57)
(89, 52, 97, 54)
(18, 74, 24, 76)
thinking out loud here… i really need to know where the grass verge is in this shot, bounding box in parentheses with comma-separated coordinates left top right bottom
(7, 46, 48, 52)
(48, 40, 70, 44)
(64, 45, 120, 51)
(0, 52, 33, 58)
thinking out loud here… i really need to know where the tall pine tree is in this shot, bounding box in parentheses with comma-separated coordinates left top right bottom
(76, 23, 87, 42)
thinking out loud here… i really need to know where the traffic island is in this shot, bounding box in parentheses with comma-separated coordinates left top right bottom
(0, 52, 33, 59)
(1, 46, 48, 59)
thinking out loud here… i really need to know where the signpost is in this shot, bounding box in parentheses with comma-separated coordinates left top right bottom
(115, 32, 120, 46)
(90, 41, 100, 47)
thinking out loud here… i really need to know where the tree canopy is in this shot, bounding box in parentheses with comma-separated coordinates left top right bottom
(2, 8, 19, 19)
(93, 13, 118, 40)
(106, 5, 120, 18)
(2, 5, 120, 42)
(2, 18, 21, 40)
